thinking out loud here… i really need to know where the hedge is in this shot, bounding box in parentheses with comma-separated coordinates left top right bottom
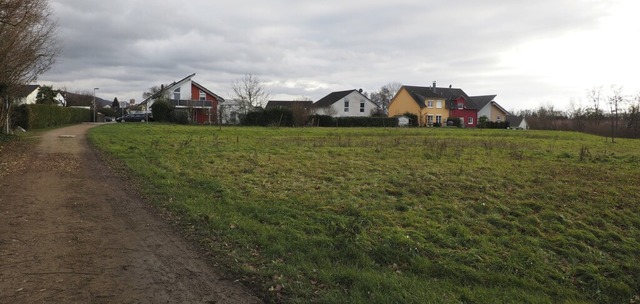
(479, 121, 510, 129)
(308, 115, 399, 127)
(241, 108, 294, 126)
(12, 104, 91, 130)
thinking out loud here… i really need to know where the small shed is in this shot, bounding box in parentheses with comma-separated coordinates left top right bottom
(396, 115, 411, 127)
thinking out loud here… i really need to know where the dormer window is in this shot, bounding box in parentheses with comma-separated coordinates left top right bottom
(173, 87, 181, 100)
(457, 102, 464, 109)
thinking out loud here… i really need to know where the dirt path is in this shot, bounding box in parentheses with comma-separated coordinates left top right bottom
(0, 124, 261, 303)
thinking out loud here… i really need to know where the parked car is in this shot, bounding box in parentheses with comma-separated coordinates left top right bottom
(116, 113, 150, 122)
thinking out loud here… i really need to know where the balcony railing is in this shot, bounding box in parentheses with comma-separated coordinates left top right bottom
(169, 99, 214, 108)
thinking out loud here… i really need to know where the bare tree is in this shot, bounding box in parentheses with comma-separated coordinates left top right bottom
(586, 87, 603, 126)
(626, 93, 640, 137)
(231, 73, 269, 114)
(369, 82, 402, 115)
(1, 0, 60, 132)
(143, 85, 169, 100)
(607, 86, 624, 143)
(291, 96, 313, 126)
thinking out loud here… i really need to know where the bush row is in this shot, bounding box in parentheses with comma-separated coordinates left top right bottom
(307, 115, 399, 127)
(478, 121, 510, 129)
(12, 104, 91, 130)
(241, 108, 295, 126)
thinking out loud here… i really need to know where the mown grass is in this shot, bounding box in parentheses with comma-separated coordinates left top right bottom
(89, 125, 640, 303)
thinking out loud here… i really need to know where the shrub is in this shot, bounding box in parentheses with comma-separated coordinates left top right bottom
(447, 117, 462, 127)
(11, 104, 90, 130)
(242, 108, 294, 126)
(11, 104, 30, 129)
(171, 109, 191, 125)
(401, 112, 419, 127)
(151, 99, 173, 122)
(308, 114, 335, 127)
(478, 116, 489, 128)
(99, 107, 116, 118)
(335, 117, 398, 127)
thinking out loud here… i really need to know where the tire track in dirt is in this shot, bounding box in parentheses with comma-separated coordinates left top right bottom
(0, 124, 261, 303)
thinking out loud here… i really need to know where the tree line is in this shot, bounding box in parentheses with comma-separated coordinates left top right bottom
(513, 86, 640, 140)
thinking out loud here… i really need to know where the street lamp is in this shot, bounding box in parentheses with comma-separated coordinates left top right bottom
(93, 87, 99, 122)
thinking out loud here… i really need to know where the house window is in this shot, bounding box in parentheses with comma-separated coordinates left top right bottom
(173, 87, 180, 100)
(468, 117, 473, 124)
(199, 90, 206, 101)
(458, 102, 464, 109)
(436, 115, 442, 124)
(427, 100, 434, 108)
(344, 100, 349, 112)
(436, 101, 443, 109)
(427, 115, 434, 125)
(496, 115, 501, 121)
(360, 101, 365, 112)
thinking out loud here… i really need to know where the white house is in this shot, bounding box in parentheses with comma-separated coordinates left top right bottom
(15, 85, 66, 106)
(507, 115, 529, 130)
(313, 89, 378, 117)
(471, 95, 509, 122)
(139, 73, 224, 124)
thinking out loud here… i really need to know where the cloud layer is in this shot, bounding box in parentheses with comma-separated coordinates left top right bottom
(41, 0, 639, 110)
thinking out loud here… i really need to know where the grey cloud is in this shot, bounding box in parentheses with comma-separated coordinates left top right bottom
(40, 0, 636, 107)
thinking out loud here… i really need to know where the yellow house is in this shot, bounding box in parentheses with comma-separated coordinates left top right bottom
(388, 85, 449, 126)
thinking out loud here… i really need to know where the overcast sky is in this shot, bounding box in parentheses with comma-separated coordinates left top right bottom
(39, 0, 639, 111)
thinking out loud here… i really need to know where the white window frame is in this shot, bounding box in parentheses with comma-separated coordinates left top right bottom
(344, 100, 349, 112)
(458, 102, 464, 109)
(468, 117, 473, 124)
(427, 115, 434, 125)
(360, 101, 365, 113)
(436, 101, 443, 109)
(199, 90, 206, 101)
(436, 115, 442, 124)
(173, 87, 181, 100)
(427, 100, 434, 108)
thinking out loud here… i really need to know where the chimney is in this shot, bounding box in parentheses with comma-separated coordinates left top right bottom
(432, 81, 436, 93)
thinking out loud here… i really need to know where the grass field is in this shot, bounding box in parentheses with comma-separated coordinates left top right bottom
(89, 124, 640, 303)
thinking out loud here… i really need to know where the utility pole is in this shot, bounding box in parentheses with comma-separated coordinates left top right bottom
(93, 88, 99, 122)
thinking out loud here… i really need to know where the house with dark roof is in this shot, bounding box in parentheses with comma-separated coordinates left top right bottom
(139, 73, 224, 124)
(14, 85, 66, 106)
(506, 115, 529, 129)
(388, 82, 508, 127)
(471, 95, 509, 123)
(313, 89, 377, 117)
(388, 83, 457, 126)
(266, 100, 314, 126)
(265, 100, 313, 111)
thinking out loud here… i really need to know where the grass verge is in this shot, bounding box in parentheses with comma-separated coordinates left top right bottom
(89, 124, 640, 303)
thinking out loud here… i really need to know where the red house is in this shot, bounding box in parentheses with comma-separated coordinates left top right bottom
(448, 95, 479, 127)
(140, 73, 225, 124)
(424, 84, 479, 127)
